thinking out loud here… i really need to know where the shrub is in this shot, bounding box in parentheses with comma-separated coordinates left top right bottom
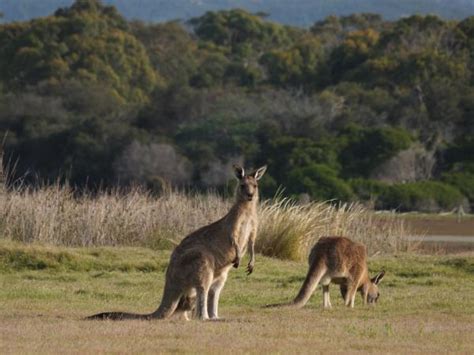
(377, 181, 467, 212)
(442, 172, 474, 207)
(287, 164, 354, 201)
(349, 178, 389, 201)
(339, 125, 412, 178)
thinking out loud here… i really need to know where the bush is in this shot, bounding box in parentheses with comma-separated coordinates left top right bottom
(377, 181, 467, 212)
(442, 172, 474, 207)
(287, 164, 354, 201)
(339, 125, 412, 178)
(349, 178, 389, 201)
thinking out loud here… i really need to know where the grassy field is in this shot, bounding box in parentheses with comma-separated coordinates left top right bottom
(1, 241, 473, 353)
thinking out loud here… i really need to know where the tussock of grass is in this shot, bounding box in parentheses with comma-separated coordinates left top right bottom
(258, 198, 411, 260)
(0, 186, 411, 261)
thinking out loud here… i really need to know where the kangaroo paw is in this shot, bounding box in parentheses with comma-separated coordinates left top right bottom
(232, 257, 240, 268)
(246, 263, 254, 275)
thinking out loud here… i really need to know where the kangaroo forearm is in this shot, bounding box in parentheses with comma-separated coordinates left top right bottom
(249, 228, 257, 261)
(248, 240, 255, 263)
(246, 231, 256, 275)
(229, 234, 241, 268)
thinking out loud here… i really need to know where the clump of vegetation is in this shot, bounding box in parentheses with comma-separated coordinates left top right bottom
(286, 164, 354, 202)
(442, 172, 474, 209)
(258, 198, 409, 261)
(349, 179, 468, 213)
(377, 181, 466, 212)
(349, 178, 388, 201)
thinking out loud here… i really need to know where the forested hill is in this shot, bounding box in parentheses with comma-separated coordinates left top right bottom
(0, 0, 473, 213)
(1, 0, 474, 25)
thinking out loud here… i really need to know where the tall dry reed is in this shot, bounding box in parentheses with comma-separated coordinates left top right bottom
(0, 186, 411, 260)
(0, 186, 228, 248)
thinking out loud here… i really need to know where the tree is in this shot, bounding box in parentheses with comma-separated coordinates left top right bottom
(114, 141, 192, 186)
(190, 9, 291, 54)
(131, 20, 198, 85)
(329, 28, 380, 83)
(0, 0, 158, 104)
(338, 125, 412, 178)
(261, 35, 328, 90)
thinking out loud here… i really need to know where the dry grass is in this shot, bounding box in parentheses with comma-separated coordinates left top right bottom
(0, 186, 411, 260)
(0, 186, 227, 248)
(258, 198, 411, 260)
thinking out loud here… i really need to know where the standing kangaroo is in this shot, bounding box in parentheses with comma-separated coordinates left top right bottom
(275, 236, 385, 309)
(88, 164, 267, 321)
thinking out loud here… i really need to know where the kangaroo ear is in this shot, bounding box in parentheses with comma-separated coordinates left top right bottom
(252, 165, 267, 180)
(233, 164, 245, 180)
(372, 270, 385, 285)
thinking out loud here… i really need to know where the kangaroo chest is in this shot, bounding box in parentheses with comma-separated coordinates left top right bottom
(235, 216, 254, 247)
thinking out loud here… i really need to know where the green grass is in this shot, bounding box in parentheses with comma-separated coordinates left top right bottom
(1, 241, 473, 353)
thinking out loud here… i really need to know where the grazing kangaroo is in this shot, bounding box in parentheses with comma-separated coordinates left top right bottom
(276, 236, 384, 309)
(87, 164, 267, 321)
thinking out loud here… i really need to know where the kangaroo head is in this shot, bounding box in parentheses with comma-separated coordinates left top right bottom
(366, 270, 385, 304)
(233, 164, 267, 202)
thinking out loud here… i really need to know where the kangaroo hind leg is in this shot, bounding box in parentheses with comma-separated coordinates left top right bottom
(208, 272, 229, 320)
(322, 285, 332, 309)
(344, 280, 358, 308)
(173, 289, 197, 321)
(194, 261, 214, 320)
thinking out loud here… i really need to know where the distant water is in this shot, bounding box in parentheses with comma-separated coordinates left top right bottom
(407, 235, 474, 243)
(2, 0, 474, 25)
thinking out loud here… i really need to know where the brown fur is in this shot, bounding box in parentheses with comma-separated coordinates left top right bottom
(87, 164, 267, 321)
(275, 236, 384, 309)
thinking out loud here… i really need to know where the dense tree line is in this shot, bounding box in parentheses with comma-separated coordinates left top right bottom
(0, 0, 473, 212)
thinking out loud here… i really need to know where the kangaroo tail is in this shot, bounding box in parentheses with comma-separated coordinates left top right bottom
(87, 281, 184, 321)
(85, 311, 154, 321)
(291, 265, 324, 308)
(262, 302, 294, 308)
(149, 295, 180, 319)
(86, 298, 182, 320)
